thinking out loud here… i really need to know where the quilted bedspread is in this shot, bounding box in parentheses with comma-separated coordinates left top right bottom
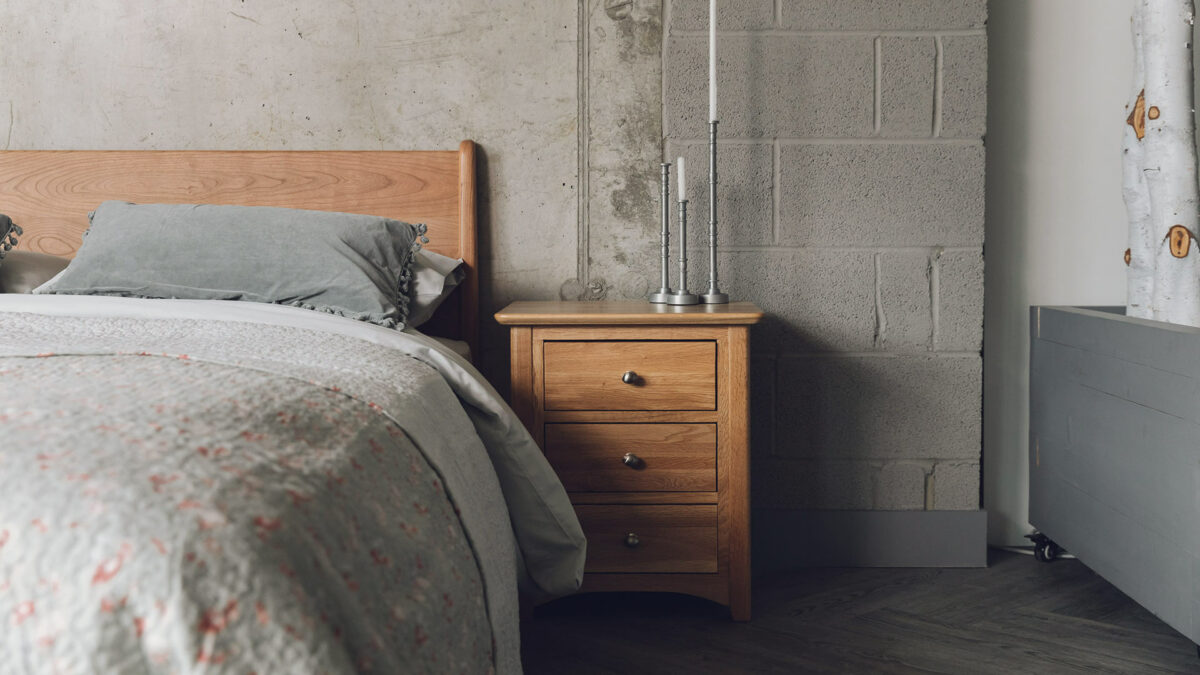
(0, 301, 583, 674)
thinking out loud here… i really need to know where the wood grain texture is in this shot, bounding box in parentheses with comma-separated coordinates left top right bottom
(0, 145, 480, 358)
(576, 504, 718, 574)
(530, 332, 548, 448)
(496, 301, 763, 326)
(536, 326, 731, 341)
(525, 551, 1200, 675)
(723, 325, 752, 621)
(544, 424, 716, 492)
(568, 492, 718, 505)
(542, 341, 716, 411)
(0, 150, 460, 257)
(543, 410, 719, 424)
(509, 326, 535, 434)
(455, 141, 480, 359)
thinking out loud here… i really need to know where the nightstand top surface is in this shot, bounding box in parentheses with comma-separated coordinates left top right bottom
(495, 300, 763, 326)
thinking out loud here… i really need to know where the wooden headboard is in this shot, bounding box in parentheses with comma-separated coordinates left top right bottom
(0, 141, 479, 359)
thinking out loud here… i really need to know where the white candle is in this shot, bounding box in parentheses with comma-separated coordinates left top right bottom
(709, 0, 717, 122)
(677, 156, 687, 201)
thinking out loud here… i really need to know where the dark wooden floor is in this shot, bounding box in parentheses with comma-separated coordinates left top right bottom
(522, 550, 1199, 674)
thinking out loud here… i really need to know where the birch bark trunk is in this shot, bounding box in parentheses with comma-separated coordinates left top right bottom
(1142, 0, 1200, 325)
(1125, 2, 1154, 319)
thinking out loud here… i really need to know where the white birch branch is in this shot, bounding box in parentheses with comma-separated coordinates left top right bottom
(1144, 0, 1200, 325)
(1125, 2, 1154, 319)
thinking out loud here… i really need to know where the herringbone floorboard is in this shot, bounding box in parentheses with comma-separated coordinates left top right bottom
(521, 550, 1199, 674)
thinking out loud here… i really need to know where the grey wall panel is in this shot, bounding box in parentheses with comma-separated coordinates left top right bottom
(1036, 306, 1200, 380)
(1033, 336, 1200, 423)
(1031, 456, 1195, 641)
(1030, 306, 1200, 645)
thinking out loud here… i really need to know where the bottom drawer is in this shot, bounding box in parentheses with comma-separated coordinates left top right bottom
(576, 504, 718, 573)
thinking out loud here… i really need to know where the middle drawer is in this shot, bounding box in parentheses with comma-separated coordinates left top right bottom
(544, 423, 717, 492)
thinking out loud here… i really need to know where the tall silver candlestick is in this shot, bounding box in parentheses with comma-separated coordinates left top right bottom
(649, 162, 673, 304)
(668, 199, 699, 305)
(702, 120, 729, 304)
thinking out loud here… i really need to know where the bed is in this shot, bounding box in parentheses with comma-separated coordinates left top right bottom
(0, 144, 585, 674)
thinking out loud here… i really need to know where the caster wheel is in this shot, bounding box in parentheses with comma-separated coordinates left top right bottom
(1026, 532, 1062, 563)
(1044, 541, 1061, 562)
(1033, 542, 1047, 562)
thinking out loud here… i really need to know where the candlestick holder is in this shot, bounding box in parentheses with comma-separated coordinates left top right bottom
(668, 199, 700, 305)
(649, 162, 674, 304)
(702, 119, 729, 304)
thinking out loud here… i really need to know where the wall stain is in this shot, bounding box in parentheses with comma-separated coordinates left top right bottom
(604, 0, 633, 21)
(615, 6, 661, 63)
(609, 165, 656, 224)
(559, 277, 609, 300)
(582, 0, 663, 298)
(229, 11, 261, 25)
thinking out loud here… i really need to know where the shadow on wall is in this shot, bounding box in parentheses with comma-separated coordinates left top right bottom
(471, 145, 510, 392)
(748, 328, 881, 573)
(983, 0, 1036, 547)
(749, 326, 892, 506)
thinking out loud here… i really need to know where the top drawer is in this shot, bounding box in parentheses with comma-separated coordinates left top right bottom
(542, 341, 716, 411)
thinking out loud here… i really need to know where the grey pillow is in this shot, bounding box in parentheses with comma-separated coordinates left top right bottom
(35, 201, 425, 328)
(407, 248, 466, 328)
(0, 250, 69, 294)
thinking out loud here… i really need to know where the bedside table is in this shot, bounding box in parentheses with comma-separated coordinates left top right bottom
(495, 300, 763, 621)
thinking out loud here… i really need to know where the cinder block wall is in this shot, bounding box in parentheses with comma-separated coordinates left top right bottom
(665, 1, 987, 516)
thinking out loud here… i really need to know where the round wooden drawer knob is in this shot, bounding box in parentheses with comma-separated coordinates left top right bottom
(624, 533, 640, 548)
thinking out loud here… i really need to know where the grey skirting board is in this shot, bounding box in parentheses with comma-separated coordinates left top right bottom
(752, 508, 988, 572)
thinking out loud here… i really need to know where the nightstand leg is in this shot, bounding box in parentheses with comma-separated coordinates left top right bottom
(508, 326, 535, 435)
(731, 604, 751, 622)
(726, 325, 753, 622)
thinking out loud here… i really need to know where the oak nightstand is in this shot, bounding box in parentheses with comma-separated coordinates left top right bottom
(495, 300, 763, 621)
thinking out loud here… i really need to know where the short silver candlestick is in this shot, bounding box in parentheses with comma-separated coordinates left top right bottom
(649, 162, 674, 304)
(702, 119, 729, 304)
(668, 199, 699, 305)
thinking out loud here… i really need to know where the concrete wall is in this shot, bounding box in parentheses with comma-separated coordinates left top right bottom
(0, 0, 678, 384)
(664, 0, 987, 519)
(2, 0, 989, 560)
(0, 0, 587, 383)
(985, 1, 1135, 546)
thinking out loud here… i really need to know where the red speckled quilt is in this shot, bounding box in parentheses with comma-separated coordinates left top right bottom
(0, 299, 585, 674)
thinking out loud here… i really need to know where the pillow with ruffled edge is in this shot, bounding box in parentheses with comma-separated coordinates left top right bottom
(34, 201, 427, 329)
(407, 248, 466, 328)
